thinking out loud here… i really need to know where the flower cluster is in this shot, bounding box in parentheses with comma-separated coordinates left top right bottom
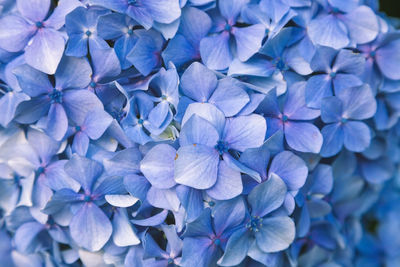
(0, 0, 399, 266)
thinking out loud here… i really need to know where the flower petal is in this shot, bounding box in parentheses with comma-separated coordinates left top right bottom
(200, 32, 232, 70)
(25, 29, 65, 74)
(175, 144, 219, 189)
(70, 203, 112, 252)
(206, 161, 242, 200)
(140, 144, 177, 189)
(248, 173, 287, 217)
(255, 216, 295, 253)
(284, 121, 323, 153)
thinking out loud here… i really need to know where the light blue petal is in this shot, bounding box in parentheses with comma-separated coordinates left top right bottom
(0, 15, 35, 52)
(25, 29, 65, 74)
(308, 15, 349, 49)
(179, 115, 219, 147)
(233, 24, 265, 61)
(341, 6, 378, 44)
(217, 228, 251, 266)
(255, 216, 295, 253)
(248, 173, 287, 217)
(112, 208, 140, 247)
(140, 144, 177, 189)
(320, 123, 344, 157)
(223, 114, 266, 152)
(200, 32, 232, 70)
(55, 56, 92, 89)
(209, 78, 250, 117)
(285, 121, 323, 153)
(17, 0, 50, 22)
(269, 151, 308, 191)
(206, 160, 242, 200)
(70, 203, 112, 251)
(64, 155, 103, 193)
(175, 144, 219, 189)
(46, 103, 68, 141)
(343, 121, 371, 152)
(180, 62, 217, 102)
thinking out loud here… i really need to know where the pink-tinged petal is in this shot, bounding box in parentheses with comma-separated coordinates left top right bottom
(25, 29, 65, 74)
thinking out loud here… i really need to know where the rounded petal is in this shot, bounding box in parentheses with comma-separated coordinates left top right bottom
(55, 56, 92, 89)
(0, 15, 35, 52)
(217, 228, 251, 266)
(46, 103, 68, 141)
(305, 74, 333, 109)
(206, 161, 242, 200)
(269, 151, 308, 191)
(179, 115, 219, 147)
(321, 96, 343, 123)
(140, 144, 177, 189)
(341, 5, 378, 44)
(70, 203, 112, 252)
(308, 15, 349, 49)
(320, 123, 344, 157)
(64, 155, 103, 193)
(180, 62, 217, 102)
(209, 78, 250, 117)
(25, 29, 65, 74)
(284, 121, 323, 153)
(112, 208, 140, 246)
(343, 121, 371, 152)
(174, 144, 219, 189)
(233, 24, 265, 61)
(223, 114, 266, 152)
(337, 84, 377, 120)
(200, 32, 232, 70)
(376, 38, 400, 80)
(182, 102, 226, 136)
(17, 0, 50, 22)
(83, 109, 113, 140)
(248, 173, 287, 217)
(63, 90, 104, 125)
(255, 216, 295, 253)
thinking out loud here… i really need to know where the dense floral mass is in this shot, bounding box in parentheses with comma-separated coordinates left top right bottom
(0, 0, 399, 266)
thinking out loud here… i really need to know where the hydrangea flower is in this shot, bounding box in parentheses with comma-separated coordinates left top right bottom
(257, 82, 323, 153)
(44, 155, 125, 251)
(0, 0, 83, 74)
(13, 56, 102, 141)
(200, 0, 265, 70)
(320, 84, 377, 157)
